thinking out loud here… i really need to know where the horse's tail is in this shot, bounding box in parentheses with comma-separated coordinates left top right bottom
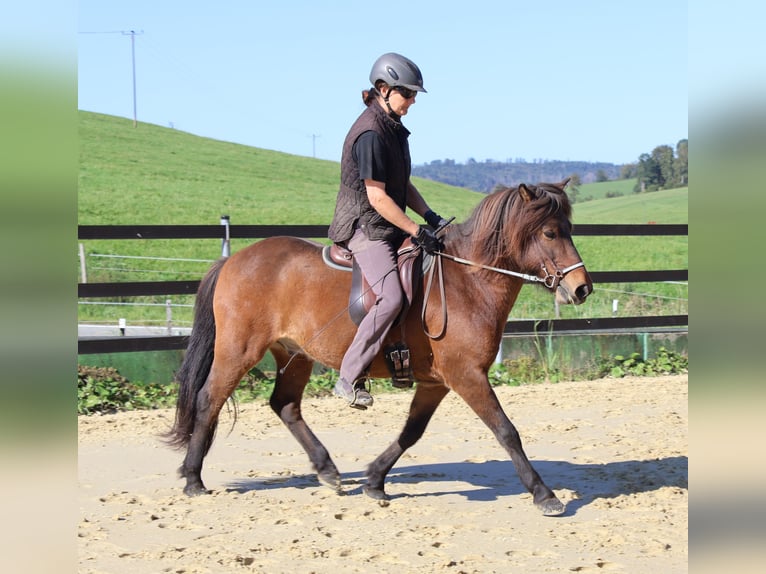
(164, 257, 227, 449)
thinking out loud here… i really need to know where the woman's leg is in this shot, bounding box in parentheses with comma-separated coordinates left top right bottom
(336, 232, 404, 408)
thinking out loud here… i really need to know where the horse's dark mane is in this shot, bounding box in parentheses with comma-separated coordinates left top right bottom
(456, 181, 572, 269)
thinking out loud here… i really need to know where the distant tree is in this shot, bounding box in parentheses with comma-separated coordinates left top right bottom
(620, 163, 637, 179)
(569, 173, 582, 187)
(567, 173, 581, 202)
(635, 153, 659, 192)
(674, 139, 688, 186)
(652, 145, 675, 188)
(595, 169, 609, 182)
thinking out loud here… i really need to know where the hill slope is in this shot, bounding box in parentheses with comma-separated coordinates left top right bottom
(79, 111, 686, 226)
(573, 186, 687, 224)
(78, 111, 484, 226)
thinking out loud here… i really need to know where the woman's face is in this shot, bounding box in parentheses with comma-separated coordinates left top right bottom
(383, 86, 417, 116)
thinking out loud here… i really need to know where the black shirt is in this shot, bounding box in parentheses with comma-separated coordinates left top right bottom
(353, 130, 388, 182)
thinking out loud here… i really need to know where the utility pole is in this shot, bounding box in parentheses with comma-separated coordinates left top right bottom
(311, 134, 320, 158)
(122, 30, 143, 127)
(79, 29, 143, 127)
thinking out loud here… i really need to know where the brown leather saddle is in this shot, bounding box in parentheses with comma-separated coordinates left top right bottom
(322, 238, 435, 388)
(322, 238, 428, 327)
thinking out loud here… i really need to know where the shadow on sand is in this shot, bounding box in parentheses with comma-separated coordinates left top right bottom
(225, 455, 687, 516)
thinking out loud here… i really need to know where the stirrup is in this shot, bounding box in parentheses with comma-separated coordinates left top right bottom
(350, 378, 373, 409)
(334, 377, 374, 410)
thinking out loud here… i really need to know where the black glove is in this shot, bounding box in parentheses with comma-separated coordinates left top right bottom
(424, 210, 449, 230)
(414, 227, 443, 254)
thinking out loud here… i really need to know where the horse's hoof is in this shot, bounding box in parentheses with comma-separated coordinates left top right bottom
(537, 497, 566, 516)
(363, 484, 390, 506)
(183, 484, 211, 497)
(317, 470, 342, 492)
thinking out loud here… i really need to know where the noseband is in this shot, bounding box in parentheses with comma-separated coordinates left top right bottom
(540, 260, 585, 289)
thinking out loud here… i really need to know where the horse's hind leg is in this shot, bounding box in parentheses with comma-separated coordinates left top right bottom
(269, 348, 342, 491)
(365, 383, 450, 501)
(453, 371, 565, 516)
(180, 355, 251, 496)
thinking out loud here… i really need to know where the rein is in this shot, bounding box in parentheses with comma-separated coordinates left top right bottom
(420, 250, 585, 339)
(440, 252, 584, 288)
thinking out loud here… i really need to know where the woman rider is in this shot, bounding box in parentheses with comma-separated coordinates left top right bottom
(328, 52, 447, 409)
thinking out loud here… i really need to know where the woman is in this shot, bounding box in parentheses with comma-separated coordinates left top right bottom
(328, 52, 448, 409)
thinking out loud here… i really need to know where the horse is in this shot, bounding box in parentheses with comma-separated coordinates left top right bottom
(165, 179, 593, 516)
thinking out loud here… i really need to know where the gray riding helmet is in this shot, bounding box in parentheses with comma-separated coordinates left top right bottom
(369, 53, 427, 93)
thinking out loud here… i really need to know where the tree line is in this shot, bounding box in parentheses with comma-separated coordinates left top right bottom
(626, 139, 688, 192)
(411, 138, 688, 194)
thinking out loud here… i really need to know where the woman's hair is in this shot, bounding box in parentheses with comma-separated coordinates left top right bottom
(362, 86, 378, 106)
(362, 81, 389, 106)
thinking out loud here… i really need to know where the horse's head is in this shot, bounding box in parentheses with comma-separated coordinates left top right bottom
(514, 179, 593, 305)
(457, 178, 593, 304)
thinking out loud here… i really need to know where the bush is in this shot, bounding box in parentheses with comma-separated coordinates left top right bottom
(78, 349, 688, 414)
(489, 357, 548, 386)
(596, 347, 688, 378)
(77, 366, 177, 415)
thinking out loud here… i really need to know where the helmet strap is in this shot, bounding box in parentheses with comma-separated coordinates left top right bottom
(381, 88, 401, 121)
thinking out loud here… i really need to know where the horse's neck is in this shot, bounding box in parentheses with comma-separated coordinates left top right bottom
(447, 237, 524, 318)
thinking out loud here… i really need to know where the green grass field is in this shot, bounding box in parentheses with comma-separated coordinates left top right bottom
(574, 178, 637, 202)
(78, 111, 687, 326)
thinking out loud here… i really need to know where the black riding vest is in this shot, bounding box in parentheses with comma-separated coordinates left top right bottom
(328, 103, 411, 243)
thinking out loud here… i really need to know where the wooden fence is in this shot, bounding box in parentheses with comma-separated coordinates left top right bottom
(78, 224, 688, 354)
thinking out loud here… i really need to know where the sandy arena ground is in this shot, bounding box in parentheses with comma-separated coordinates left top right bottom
(78, 375, 688, 573)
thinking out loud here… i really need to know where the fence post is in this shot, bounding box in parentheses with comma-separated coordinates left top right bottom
(166, 299, 172, 334)
(79, 243, 87, 283)
(220, 215, 230, 256)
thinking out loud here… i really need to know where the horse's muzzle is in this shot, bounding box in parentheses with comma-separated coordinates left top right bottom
(556, 280, 592, 306)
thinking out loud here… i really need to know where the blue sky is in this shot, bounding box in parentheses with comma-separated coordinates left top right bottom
(77, 1, 689, 166)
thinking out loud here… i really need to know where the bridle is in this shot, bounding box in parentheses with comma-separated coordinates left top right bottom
(421, 249, 585, 339)
(437, 252, 584, 289)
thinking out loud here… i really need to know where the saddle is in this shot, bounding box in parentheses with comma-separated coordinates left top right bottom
(322, 237, 430, 326)
(321, 238, 434, 388)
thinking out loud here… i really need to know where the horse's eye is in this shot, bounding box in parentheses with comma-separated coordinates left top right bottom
(543, 229, 556, 239)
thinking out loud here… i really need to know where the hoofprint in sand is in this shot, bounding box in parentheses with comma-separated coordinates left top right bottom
(79, 375, 687, 574)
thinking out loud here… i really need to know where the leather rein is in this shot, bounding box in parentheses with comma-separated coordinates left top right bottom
(420, 250, 585, 339)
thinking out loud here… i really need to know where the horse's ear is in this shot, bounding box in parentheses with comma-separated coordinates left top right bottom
(518, 183, 534, 202)
(560, 177, 571, 189)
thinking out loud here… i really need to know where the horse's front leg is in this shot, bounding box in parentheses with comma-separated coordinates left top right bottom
(453, 370, 565, 516)
(365, 383, 450, 501)
(270, 351, 342, 491)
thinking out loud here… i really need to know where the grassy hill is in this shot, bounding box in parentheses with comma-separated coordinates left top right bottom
(79, 111, 483, 226)
(574, 185, 688, 223)
(78, 111, 687, 325)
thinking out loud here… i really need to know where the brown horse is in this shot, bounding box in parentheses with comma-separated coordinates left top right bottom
(166, 179, 593, 516)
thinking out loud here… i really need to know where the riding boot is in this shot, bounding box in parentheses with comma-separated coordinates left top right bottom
(334, 377, 374, 410)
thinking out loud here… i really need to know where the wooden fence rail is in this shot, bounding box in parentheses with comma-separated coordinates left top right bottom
(77, 224, 688, 354)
